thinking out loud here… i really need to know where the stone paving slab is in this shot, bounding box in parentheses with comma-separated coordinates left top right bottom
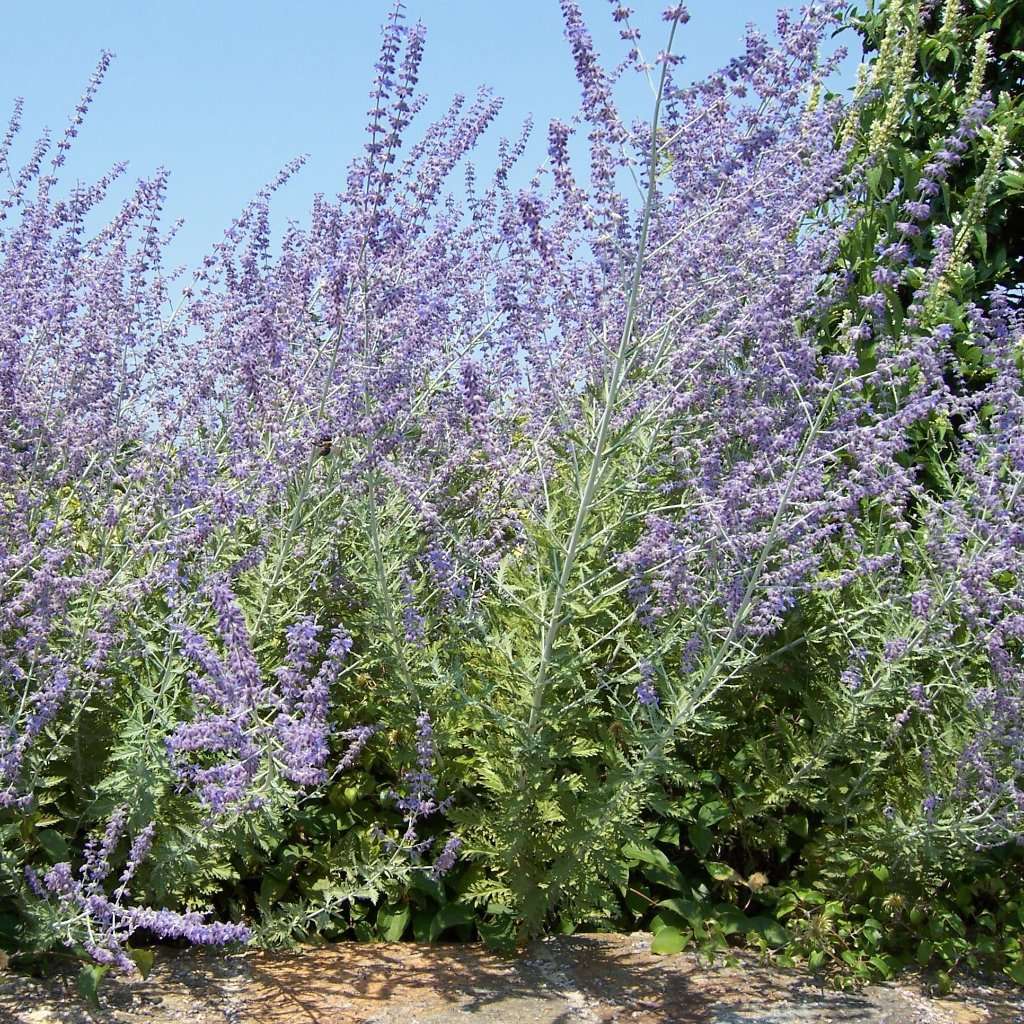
(0, 933, 1021, 1024)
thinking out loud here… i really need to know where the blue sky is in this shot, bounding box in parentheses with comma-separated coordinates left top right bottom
(0, 2, 862, 273)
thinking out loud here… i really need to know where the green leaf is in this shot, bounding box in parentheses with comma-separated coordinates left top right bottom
(409, 872, 446, 905)
(747, 917, 788, 947)
(478, 915, 517, 953)
(36, 829, 69, 863)
(697, 801, 729, 828)
(1002, 169, 1024, 196)
(0, 913, 19, 944)
(77, 964, 110, 1010)
(650, 926, 688, 955)
(706, 862, 736, 882)
(687, 824, 713, 858)
(714, 905, 750, 936)
(646, 822, 680, 846)
(412, 909, 435, 943)
(868, 955, 894, 979)
(602, 856, 629, 894)
(19, 814, 39, 844)
(624, 889, 650, 919)
(1005, 961, 1024, 987)
(640, 861, 688, 893)
(774, 893, 799, 918)
(658, 898, 705, 930)
(259, 872, 291, 904)
(622, 842, 672, 869)
(429, 904, 475, 941)
(784, 815, 809, 839)
(650, 911, 683, 934)
(973, 225, 988, 260)
(128, 948, 155, 979)
(377, 904, 411, 942)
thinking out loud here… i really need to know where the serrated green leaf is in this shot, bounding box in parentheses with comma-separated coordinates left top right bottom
(478, 915, 517, 953)
(602, 855, 629, 894)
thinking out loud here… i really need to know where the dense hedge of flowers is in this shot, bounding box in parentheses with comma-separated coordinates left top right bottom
(1, 0, 1022, 996)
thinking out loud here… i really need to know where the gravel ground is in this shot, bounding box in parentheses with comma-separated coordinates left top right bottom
(0, 933, 1021, 1024)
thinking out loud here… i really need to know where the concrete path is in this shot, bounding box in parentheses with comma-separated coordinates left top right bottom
(0, 933, 1021, 1023)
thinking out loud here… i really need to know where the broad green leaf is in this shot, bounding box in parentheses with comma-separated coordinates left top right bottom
(869, 955, 894, 979)
(687, 824, 713, 859)
(412, 909, 434, 943)
(410, 873, 446, 904)
(377, 904, 410, 942)
(715, 905, 751, 936)
(641, 862, 688, 893)
(697, 801, 729, 828)
(773, 893, 798, 918)
(650, 926, 687, 955)
(128, 948, 155, 979)
(747, 917, 788, 947)
(784, 815, 809, 839)
(77, 965, 110, 1010)
(35, 830, 68, 863)
(706, 862, 736, 882)
(658, 898, 705, 930)
(622, 842, 672, 870)
(429, 904, 475, 941)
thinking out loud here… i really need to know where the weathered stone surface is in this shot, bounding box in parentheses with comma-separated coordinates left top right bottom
(0, 933, 1020, 1024)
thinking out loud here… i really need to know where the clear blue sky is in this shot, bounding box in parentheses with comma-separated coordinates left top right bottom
(0, 2, 861, 274)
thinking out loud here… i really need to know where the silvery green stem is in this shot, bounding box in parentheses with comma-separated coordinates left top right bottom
(526, 18, 679, 737)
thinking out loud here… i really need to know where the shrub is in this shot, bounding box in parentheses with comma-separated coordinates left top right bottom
(0, 0, 1021, 997)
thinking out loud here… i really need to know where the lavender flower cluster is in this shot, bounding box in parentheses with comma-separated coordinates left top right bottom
(25, 809, 249, 973)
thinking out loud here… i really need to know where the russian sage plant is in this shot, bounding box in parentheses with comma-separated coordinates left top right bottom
(0, 0, 1020, 981)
